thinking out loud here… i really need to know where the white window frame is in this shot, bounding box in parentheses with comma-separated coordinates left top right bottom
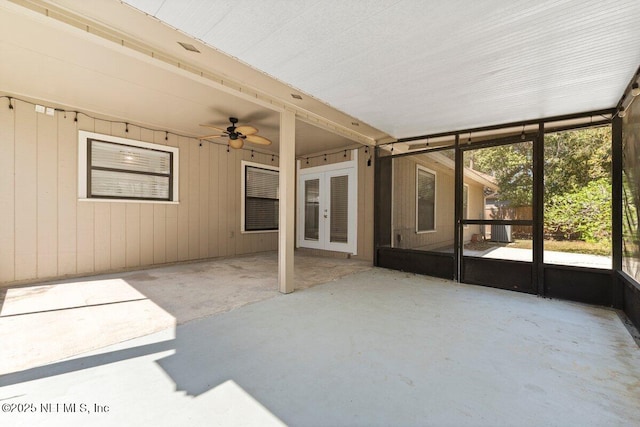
(416, 165, 436, 233)
(241, 160, 280, 234)
(78, 130, 179, 203)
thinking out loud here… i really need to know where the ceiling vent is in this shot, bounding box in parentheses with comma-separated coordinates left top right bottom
(177, 42, 200, 53)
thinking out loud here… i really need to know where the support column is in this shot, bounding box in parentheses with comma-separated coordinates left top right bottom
(278, 109, 296, 293)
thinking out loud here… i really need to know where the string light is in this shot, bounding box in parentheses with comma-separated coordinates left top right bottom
(1, 95, 374, 162)
(520, 124, 526, 140)
(344, 150, 347, 158)
(271, 154, 274, 162)
(251, 150, 254, 158)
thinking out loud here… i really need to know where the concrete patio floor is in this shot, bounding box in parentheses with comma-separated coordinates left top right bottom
(0, 251, 372, 374)
(1, 263, 639, 426)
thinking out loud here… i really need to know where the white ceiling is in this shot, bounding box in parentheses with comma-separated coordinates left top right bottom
(123, 0, 640, 138)
(0, 0, 368, 156)
(3, 0, 639, 153)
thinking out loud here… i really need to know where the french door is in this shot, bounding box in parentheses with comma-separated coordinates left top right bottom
(297, 161, 357, 254)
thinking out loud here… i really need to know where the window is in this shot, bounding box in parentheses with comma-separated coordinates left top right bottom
(242, 161, 279, 232)
(78, 131, 179, 202)
(416, 166, 436, 232)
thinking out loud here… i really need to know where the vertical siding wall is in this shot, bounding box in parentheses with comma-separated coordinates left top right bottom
(391, 155, 484, 251)
(299, 149, 375, 261)
(0, 97, 278, 285)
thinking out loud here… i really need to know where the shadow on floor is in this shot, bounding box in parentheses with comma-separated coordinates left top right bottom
(2, 268, 640, 426)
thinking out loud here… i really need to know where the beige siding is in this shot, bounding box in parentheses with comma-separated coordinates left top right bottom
(37, 111, 58, 278)
(0, 96, 280, 286)
(392, 154, 486, 251)
(14, 100, 38, 280)
(165, 133, 179, 264)
(57, 111, 77, 276)
(0, 97, 15, 282)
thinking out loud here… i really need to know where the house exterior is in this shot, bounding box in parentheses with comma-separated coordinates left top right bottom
(391, 151, 497, 252)
(0, 0, 639, 334)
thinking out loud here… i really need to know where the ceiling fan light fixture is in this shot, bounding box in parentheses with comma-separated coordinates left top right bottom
(229, 138, 244, 149)
(199, 117, 271, 149)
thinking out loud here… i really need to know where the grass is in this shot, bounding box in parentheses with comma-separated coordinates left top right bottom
(465, 239, 611, 256)
(510, 239, 611, 256)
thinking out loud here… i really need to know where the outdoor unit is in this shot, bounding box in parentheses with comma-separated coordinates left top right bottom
(491, 224, 512, 243)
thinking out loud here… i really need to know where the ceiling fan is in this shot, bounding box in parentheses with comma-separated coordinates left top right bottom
(199, 117, 272, 149)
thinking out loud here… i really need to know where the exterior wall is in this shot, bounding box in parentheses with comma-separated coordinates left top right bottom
(392, 154, 484, 251)
(0, 95, 278, 286)
(298, 148, 375, 261)
(463, 176, 485, 241)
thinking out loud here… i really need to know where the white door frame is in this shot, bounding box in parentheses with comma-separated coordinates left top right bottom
(297, 149, 358, 254)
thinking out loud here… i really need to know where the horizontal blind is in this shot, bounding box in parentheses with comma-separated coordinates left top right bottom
(246, 167, 279, 199)
(89, 139, 172, 200)
(330, 175, 349, 243)
(91, 169, 170, 199)
(304, 179, 320, 240)
(91, 140, 171, 174)
(245, 166, 279, 231)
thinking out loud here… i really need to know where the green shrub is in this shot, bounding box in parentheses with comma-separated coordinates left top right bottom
(544, 178, 611, 243)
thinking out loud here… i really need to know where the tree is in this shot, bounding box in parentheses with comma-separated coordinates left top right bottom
(468, 141, 533, 207)
(543, 127, 611, 198)
(467, 126, 611, 241)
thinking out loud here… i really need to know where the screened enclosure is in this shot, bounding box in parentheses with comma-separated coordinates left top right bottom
(376, 113, 621, 306)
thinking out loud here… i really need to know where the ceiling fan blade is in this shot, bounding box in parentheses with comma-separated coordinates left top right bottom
(199, 124, 226, 132)
(235, 125, 258, 135)
(198, 134, 226, 139)
(245, 134, 272, 146)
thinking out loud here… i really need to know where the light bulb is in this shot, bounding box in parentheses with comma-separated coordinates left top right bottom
(618, 107, 627, 118)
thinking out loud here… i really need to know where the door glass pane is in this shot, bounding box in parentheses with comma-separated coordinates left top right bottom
(304, 179, 319, 240)
(463, 225, 532, 262)
(330, 175, 349, 243)
(463, 141, 533, 262)
(465, 141, 533, 220)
